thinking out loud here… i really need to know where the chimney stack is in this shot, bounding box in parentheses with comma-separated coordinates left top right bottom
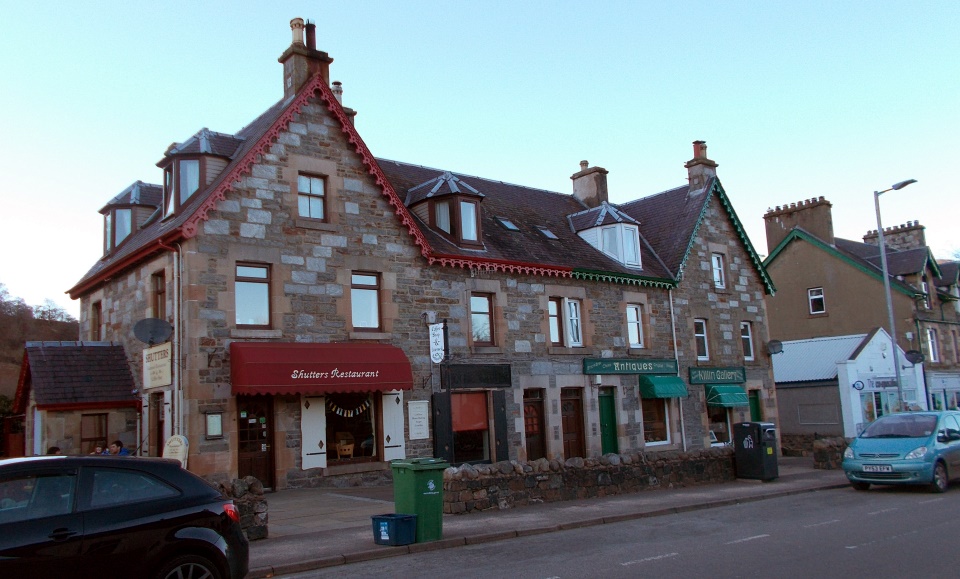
(684, 140, 718, 189)
(278, 17, 333, 98)
(570, 161, 609, 208)
(762, 197, 834, 254)
(863, 220, 926, 251)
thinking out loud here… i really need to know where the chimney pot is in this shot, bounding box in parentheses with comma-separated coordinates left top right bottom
(332, 81, 343, 103)
(305, 20, 316, 50)
(580, 160, 589, 171)
(290, 18, 305, 45)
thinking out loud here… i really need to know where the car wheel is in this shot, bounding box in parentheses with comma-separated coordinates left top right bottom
(155, 554, 223, 579)
(851, 482, 870, 491)
(931, 462, 948, 494)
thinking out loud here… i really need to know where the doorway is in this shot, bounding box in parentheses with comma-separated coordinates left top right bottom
(523, 389, 546, 461)
(598, 387, 618, 454)
(748, 390, 762, 422)
(149, 392, 165, 457)
(237, 395, 275, 489)
(561, 388, 585, 459)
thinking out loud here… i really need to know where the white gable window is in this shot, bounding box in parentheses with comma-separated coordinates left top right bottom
(599, 224, 641, 267)
(712, 253, 726, 289)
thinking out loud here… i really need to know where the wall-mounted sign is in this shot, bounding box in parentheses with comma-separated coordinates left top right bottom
(143, 342, 172, 388)
(583, 359, 678, 375)
(688, 367, 746, 384)
(408, 400, 430, 440)
(429, 323, 446, 364)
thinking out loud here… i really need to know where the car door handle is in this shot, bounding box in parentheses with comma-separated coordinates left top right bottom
(48, 528, 79, 541)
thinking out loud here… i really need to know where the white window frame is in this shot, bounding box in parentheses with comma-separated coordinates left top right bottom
(712, 253, 726, 289)
(740, 321, 754, 361)
(694, 318, 709, 361)
(600, 224, 641, 267)
(921, 280, 931, 309)
(808, 287, 826, 314)
(626, 304, 644, 348)
(641, 398, 671, 446)
(927, 328, 940, 363)
(566, 299, 583, 347)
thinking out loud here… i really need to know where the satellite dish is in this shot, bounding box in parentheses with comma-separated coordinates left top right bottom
(134, 318, 173, 345)
(905, 350, 924, 364)
(766, 340, 783, 355)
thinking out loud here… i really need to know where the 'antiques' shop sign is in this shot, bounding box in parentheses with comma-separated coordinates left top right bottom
(583, 359, 678, 375)
(688, 367, 746, 384)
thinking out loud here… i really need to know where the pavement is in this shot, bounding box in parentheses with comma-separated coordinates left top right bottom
(247, 456, 850, 578)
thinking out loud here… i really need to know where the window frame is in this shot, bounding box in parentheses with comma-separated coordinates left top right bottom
(351, 271, 381, 332)
(548, 297, 564, 346)
(641, 397, 670, 445)
(297, 173, 327, 221)
(740, 321, 755, 361)
(235, 263, 271, 329)
(163, 157, 204, 218)
(469, 292, 495, 346)
(599, 224, 641, 267)
(152, 271, 166, 321)
(91, 301, 102, 341)
(626, 304, 645, 349)
(808, 287, 826, 314)
(430, 196, 483, 247)
(921, 279, 931, 310)
(694, 318, 709, 361)
(81, 413, 108, 454)
(712, 253, 726, 289)
(565, 298, 583, 347)
(927, 328, 940, 363)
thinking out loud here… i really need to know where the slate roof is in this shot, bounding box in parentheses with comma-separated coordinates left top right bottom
(568, 202, 639, 233)
(835, 238, 937, 277)
(936, 261, 959, 289)
(772, 333, 869, 383)
(163, 128, 246, 159)
(15, 342, 138, 412)
(100, 181, 163, 212)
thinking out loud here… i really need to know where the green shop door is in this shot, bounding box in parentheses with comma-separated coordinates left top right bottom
(749, 390, 762, 421)
(598, 387, 618, 454)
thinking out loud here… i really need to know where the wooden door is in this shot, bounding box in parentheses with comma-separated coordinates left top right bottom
(237, 395, 274, 489)
(560, 388, 585, 459)
(598, 387, 618, 455)
(149, 392, 165, 457)
(523, 389, 546, 461)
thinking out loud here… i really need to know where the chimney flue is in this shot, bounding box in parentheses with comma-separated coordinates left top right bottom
(290, 18, 305, 45)
(305, 20, 316, 50)
(332, 81, 343, 104)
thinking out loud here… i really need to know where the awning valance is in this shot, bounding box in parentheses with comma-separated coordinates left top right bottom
(230, 342, 413, 396)
(705, 384, 749, 407)
(638, 375, 688, 398)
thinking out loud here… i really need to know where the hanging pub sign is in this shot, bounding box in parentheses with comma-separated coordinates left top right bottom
(143, 342, 172, 388)
(688, 366, 746, 384)
(429, 322, 446, 364)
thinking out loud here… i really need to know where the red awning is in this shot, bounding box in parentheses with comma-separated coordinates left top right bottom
(230, 342, 413, 396)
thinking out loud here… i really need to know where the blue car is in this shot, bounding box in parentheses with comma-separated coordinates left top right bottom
(843, 411, 960, 493)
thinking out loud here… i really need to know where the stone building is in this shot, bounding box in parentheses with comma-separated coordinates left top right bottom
(66, 18, 777, 489)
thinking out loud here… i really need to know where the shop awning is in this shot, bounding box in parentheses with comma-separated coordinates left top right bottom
(638, 375, 688, 398)
(705, 384, 749, 407)
(230, 342, 413, 395)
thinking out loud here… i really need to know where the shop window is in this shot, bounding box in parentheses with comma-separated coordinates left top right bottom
(81, 413, 107, 454)
(641, 398, 670, 445)
(626, 304, 644, 348)
(297, 174, 326, 220)
(523, 389, 546, 461)
(712, 253, 726, 289)
(707, 406, 731, 445)
(740, 321, 754, 361)
(351, 272, 381, 331)
(326, 393, 377, 462)
(808, 287, 826, 314)
(694, 318, 709, 361)
(235, 264, 270, 328)
(452, 392, 489, 463)
(470, 293, 494, 345)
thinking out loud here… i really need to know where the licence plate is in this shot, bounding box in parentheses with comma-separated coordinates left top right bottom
(863, 464, 893, 473)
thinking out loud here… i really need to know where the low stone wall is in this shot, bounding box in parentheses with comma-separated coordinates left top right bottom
(217, 476, 269, 540)
(812, 437, 847, 470)
(443, 449, 735, 514)
(780, 434, 817, 457)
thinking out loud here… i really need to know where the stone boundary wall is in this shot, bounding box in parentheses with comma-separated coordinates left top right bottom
(812, 437, 847, 470)
(780, 434, 817, 456)
(443, 449, 735, 514)
(216, 476, 269, 540)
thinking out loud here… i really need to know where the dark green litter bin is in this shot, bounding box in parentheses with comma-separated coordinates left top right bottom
(391, 458, 449, 542)
(371, 513, 417, 546)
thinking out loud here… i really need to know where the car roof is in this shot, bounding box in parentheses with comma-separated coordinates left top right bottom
(0, 455, 183, 468)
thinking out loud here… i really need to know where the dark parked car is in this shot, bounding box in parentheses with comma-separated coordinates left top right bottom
(0, 455, 248, 578)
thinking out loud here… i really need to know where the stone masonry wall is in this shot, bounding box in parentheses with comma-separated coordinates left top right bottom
(443, 448, 735, 514)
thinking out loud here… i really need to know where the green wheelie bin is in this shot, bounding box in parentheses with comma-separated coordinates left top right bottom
(391, 458, 449, 542)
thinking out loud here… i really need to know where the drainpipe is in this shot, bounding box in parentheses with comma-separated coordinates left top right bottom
(669, 288, 687, 452)
(160, 239, 184, 438)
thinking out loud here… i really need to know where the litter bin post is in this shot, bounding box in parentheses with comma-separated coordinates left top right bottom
(734, 422, 778, 481)
(391, 458, 449, 543)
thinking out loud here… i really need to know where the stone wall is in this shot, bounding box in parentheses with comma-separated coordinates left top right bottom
(443, 449, 735, 514)
(218, 476, 269, 540)
(812, 437, 846, 470)
(780, 433, 817, 456)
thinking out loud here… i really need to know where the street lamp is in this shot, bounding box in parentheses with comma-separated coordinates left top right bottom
(874, 178, 917, 412)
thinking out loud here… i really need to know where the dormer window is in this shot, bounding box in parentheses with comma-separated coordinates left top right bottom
(164, 158, 202, 217)
(430, 197, 482, 247)
(600, 224, 641, 267)
(103, 208, 133, 253)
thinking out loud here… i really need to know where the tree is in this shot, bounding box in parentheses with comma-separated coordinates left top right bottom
(33, 299, 78, 323)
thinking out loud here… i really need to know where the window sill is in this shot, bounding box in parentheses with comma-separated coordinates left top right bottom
(322, 461, 390, 476)
(471, 346, 503, 355)
(627, 347, 647, 355)
(643, 441, 679, 451)
(231, 329, 283, 339)
(349, 331, 391, 340)
(548, 346, 583, 355)
(295, 218, 337, 232)
(808, 312, 828, 318)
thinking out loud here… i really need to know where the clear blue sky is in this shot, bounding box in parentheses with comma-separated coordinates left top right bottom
(1, 2, 957, 317)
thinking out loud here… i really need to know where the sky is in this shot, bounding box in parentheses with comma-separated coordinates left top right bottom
(1, 2, 957, 318)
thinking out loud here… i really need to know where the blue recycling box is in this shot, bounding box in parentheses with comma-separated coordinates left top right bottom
(371, 513, 417, 546)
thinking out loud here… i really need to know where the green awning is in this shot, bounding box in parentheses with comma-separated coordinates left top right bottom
(638, 375, 689, 398)
(705, 384, 749, 407)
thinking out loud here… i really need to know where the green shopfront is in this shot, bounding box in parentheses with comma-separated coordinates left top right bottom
(584, 359, 688, 449)
(689, 367, 749, 445)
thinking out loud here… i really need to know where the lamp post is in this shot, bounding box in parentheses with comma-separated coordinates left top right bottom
(874, 178, 917, 412)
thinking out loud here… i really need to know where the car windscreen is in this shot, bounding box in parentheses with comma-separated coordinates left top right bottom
(861, 415, 938, 438)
